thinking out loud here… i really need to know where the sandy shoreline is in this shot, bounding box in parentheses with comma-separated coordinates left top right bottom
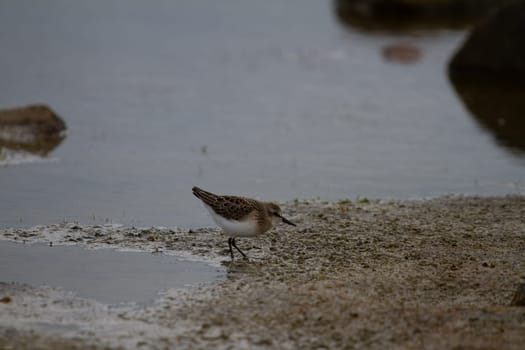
(1, 195, 524, 349)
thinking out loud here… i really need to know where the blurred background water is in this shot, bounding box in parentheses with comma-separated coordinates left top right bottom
(1, 0, 523, 228)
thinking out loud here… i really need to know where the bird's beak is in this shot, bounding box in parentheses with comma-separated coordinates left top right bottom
(280, 215, 296, 226)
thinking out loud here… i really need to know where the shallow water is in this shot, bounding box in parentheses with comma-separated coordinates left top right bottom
(0, 240, 224, 304)
(0, 0, 523, 228)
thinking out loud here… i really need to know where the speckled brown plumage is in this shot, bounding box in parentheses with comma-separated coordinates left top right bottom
(192, 187, 263, 221)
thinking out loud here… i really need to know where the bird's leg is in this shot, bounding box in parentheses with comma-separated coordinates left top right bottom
(228, 237, 234, 260)
(231, 238, 248, 260)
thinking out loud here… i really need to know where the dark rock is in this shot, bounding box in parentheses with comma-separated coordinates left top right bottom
(449, 1, 525, 78)
(510, 283, 525, 306)
(334, 0, 517, 31)
(446, 2, 525, 156)
(0, 296, 12, 304)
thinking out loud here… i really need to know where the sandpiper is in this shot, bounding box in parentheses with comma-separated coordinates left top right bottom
(192, 186, 296, 260)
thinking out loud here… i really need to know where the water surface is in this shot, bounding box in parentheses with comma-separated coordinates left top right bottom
(0, 0, 523, 228)
(0, 240, 224, 304)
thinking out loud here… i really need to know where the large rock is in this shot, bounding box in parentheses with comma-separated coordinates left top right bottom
(449, 1, 525, 78)
(0, 104, 66, 157)
(334, 0, 517, 31)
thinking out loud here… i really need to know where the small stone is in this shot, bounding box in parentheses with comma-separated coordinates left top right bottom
(510, 283, 525, 306)
(202, 326, 225, 340)
(147, 234, 159, 241)
(0, 296, 12, 303)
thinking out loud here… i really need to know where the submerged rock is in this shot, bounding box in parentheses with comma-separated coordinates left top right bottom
(382, 43, 421, 63)
(449, 1, 525, 78)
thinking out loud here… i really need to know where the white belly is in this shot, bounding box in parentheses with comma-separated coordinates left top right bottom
(204, 204, 259, 237)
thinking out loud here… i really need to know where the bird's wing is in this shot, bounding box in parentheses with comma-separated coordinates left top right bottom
(211, 195, 259, 221)
(192, 187, 258, 220)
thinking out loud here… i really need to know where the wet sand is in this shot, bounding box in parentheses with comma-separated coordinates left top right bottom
(1, 195, 524, 349)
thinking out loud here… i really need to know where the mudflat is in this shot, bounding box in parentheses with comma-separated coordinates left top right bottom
(1, 195, 524, 349)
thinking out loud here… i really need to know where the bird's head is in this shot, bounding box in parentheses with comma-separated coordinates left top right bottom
(265, 202, 296, 227)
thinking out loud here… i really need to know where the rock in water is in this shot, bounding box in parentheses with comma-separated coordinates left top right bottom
(334, 0, 517, 31)
(449, 1, 525, 79)
(0, 104, 66, 142)
(0, 104, 66, 158)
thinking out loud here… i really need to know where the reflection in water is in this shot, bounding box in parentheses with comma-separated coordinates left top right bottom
(449, 76, 525, 155)
(0, 130, 65, 164)
(0, 135, 64, 157)
(333, 0, 510, 32)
